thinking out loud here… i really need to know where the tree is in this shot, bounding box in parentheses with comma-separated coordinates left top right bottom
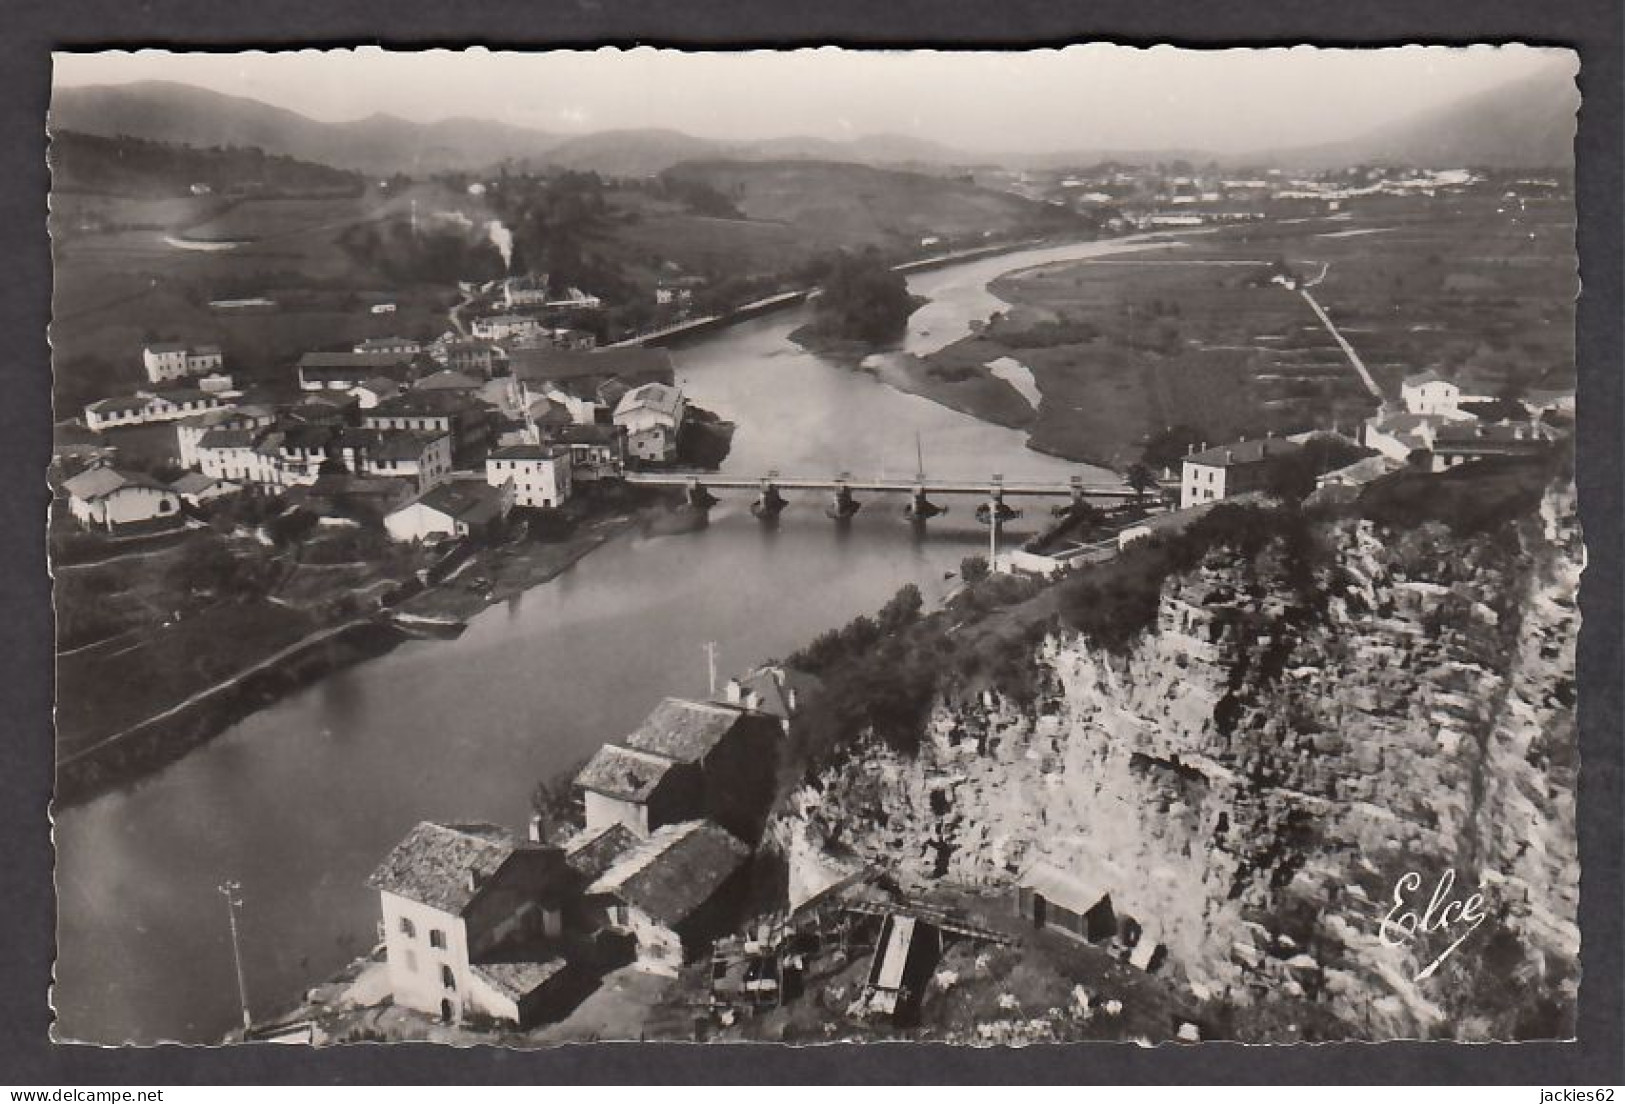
(1127, 462, 1157, 500)
(960, 555, 990, 585)
(877, 583, 924, 635)
(809, 248, 917, 345)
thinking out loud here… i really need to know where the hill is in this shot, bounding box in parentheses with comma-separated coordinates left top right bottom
(49, 130, 362, 198)
(1274, 60, 1578, 170)
(50, 80, 564, 177)
(50, 81, 999, 178)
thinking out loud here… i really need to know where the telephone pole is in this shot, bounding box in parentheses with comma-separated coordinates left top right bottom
(219, 880, 252, 1035)
(705, 641, 719, 698)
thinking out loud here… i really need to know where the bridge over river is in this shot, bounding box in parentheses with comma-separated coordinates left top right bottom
(623, 469, 1137, 522)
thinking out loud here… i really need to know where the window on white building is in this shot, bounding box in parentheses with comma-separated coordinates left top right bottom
(429, 929, 446, 949)
(400, 917, 415, 938)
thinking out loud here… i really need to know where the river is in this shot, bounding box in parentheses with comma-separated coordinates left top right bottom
(51, 235, 1150, 1044)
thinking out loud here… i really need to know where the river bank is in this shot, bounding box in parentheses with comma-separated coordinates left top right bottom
(55, 485, 684, 808)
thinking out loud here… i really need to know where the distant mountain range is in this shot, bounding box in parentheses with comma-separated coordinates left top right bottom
(49, 64, 1577, 180)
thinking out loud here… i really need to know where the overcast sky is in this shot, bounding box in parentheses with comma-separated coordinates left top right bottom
(52, 45, 1571, 154)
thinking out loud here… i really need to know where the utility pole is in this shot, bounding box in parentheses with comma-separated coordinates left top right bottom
(705, 641, 719, 698)
(988, 501, 999, 574)
(219, 880, 252, 1035)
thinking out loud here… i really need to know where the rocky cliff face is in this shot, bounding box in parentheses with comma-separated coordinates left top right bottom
(783, 482, 1581, 1040)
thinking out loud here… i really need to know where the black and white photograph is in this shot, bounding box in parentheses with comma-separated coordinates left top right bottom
(45, 44, 1588, 1049)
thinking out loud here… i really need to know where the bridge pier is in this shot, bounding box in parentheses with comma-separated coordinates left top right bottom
(826, 484, 861, 521)
(904, 485, 944, 523)
(976, 488, 1020, 526)
(751, 479, 787, 521)
(684, 477, 718, 510)
(1070, 475, 1087, 509)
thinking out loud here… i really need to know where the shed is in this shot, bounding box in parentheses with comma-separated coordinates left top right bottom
(1016, 861, 1117, 944)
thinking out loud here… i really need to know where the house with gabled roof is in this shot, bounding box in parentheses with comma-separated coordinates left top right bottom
(1401, 369, 1494, 418)
(574, 743, 700, 839)
(622, 698, 781, 841)
(61, 464, 183, 531)
(367, 821, 577, 1026)
(613, 382, 686, 463)
(722, 664, 821, 733)
(383, 476, 513, 543)
(585, 819, 750, 976)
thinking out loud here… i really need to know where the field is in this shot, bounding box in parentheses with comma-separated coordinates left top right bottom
(666, 160, 1072, 245)
(911, 188, 1576, 468)
(49, 182, 479, 412)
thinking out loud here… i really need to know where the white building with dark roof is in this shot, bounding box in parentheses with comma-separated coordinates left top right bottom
(486, 444, 573, 509)
(366, 821, 576, 1027)
(1179, 436, 1302, 510)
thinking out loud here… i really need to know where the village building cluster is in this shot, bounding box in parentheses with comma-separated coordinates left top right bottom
(58, 324, 691, 541)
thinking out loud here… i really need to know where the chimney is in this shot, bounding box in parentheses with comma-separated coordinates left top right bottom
(724, 678, 744, 705)
(527, 815, 545, 844)
(786, 687, 799, 713)
(1224, 449, 1234, 463)
(466, 869, 484, 893)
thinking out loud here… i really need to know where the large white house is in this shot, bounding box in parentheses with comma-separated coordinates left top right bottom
(367, 822, 576, 1027)
(1179, 437, 1301, 510)
(61, 465, 183, 532)
(142, 343, 223, 384)
(1400, 370, 1493, 418)
(613, 382, 686, 463)
(471, 314, 543, 343)
(85, 389, 227, 432)
(486, 445, 573, 509)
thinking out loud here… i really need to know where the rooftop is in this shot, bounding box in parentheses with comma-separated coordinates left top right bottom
(574, 744, 680, 802)
(372, 430, 449, 460)
(563, 823, 640, 882)
(366, 821, 520, 916)
(1185, 437, 1302, 468)
(470, 960, 568, 1002)
(414, 369, 484, 392)
(489, 443, 569, 462)
(587, 820, 749, 928)
(615, 382, 684, 420)
(510, 347, 673, 384)
(62, 466, 168, 501)
(299, 351, 414, 372)
(403, 479, 510, 527)
(1020, 859, 1108, 915)
(169, 472, 222, 495)
(624, 698, 765, 764)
